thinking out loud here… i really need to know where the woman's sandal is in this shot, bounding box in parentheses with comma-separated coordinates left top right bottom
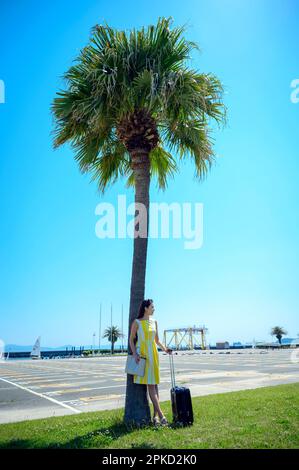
(153, 416, 160, 426)
(160, 416, 169, 426)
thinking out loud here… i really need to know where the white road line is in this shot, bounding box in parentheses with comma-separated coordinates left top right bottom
(2, 364, 118, 376)
(0, 376, 81, 414)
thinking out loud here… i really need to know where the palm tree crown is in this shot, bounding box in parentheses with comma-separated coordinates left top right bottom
(103, 326, 123, 343)
(103, 326, 123, 354)
(52, 17, 225, 191)
(271, 326, 287, 344)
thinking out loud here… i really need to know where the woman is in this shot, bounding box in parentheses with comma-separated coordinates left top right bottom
(129, 298, 172, 426)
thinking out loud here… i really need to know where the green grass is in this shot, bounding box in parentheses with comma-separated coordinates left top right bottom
(0, 383, 298, 449)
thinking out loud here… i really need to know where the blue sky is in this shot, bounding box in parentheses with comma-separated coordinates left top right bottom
(0, 0, 298, 349)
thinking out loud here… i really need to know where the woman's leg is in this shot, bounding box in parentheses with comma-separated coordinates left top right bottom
(153, 385, 160, 418)
(147, 385, 158, 417)
(148, 384, 164, 419)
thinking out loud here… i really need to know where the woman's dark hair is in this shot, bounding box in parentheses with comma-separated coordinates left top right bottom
(137, 299, 153, 319)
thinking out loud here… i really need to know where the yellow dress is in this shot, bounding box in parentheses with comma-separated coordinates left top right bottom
(133, 317, 160, 385)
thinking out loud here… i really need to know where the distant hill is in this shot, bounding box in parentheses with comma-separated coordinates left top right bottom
(5, 344, 75, 352)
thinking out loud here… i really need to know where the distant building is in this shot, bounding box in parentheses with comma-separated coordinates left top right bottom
(280, 337, 298, 345)
(233, 342, 244, 348)
(255, 338, 299, 349)
(216, 341, 229, 349)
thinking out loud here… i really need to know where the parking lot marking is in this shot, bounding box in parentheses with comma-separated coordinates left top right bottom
(43, 383, 125, 396)
(0, 376, 81, 414)
(80, 393, 125, 402)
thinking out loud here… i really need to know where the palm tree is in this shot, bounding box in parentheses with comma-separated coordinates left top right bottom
(103, 326, 123, 354)
(271, 326, 288, 345)
(51, 17, 226, 426)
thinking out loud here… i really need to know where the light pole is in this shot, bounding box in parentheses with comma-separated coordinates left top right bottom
(92, 332, 96, 356)
(111, 303, 113, 354)
(121, 303, 124, 353)
(99, 303, 102, 354)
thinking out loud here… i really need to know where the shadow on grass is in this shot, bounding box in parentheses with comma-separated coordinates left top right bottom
(0, 402, 189, 450)
(55, 420, 181, 450)
(0, 418, 179, 449)
(131, 442, 162, 449)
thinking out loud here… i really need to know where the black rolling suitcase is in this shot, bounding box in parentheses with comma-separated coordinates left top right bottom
(169, 353, 194, 426)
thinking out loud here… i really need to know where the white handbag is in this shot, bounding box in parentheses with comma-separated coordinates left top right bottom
(125, 354, 146, 376)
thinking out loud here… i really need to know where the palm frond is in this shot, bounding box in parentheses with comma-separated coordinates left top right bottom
(89, 141, 131, 193)
(161, 119, 215, 180)
(149, 146, 178, 189)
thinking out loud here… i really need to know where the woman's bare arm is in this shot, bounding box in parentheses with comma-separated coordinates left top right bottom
(129, 320, 139, 358)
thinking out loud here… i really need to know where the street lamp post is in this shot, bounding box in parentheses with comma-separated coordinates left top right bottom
(92, 332, 96, 356)
(111, 303, 113, 354)
(121, 304, 124, 353)
(99, 303, 102, 354)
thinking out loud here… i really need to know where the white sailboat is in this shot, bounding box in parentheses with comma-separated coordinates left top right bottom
(31, 336, 41, 360)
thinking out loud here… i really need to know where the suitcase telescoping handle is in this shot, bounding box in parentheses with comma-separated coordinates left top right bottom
(169, 352, 176, 389)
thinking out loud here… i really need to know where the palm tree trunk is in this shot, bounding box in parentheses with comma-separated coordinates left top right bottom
(124, 149, 151, 427)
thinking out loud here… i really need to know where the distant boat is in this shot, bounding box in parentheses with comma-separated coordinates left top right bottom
(31, 336, 41, 360)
